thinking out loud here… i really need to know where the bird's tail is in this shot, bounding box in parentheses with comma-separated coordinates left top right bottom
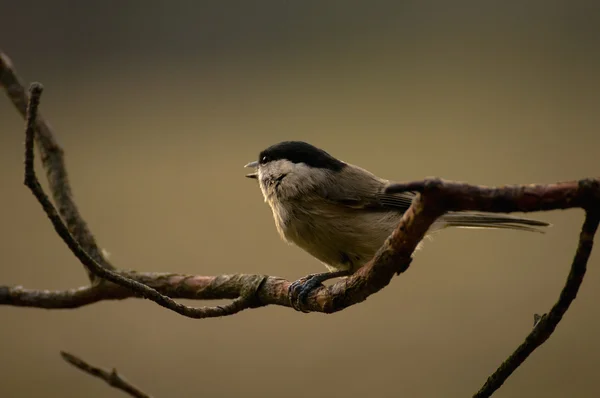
(437, 211, 550, 233)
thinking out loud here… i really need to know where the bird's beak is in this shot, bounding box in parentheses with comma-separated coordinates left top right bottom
(244, 161, 258, 179)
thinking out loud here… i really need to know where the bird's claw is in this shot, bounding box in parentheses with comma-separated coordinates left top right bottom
(288, 273, 324, 313)
(288, 270, 351, 312)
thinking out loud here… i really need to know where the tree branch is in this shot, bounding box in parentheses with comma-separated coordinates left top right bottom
(0, 272, 283, 309)
(2, 51, 599, 397)
(61, 351, 152, 398)
(386, 178, 598, 213)
(0, 51, 113, 282)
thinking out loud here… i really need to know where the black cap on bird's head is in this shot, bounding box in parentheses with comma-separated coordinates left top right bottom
(244, 141, 346, 179)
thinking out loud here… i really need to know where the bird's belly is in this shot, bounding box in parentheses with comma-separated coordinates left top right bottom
(276, 206, 399, 273)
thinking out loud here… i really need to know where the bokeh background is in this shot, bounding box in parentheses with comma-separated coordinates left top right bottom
(1, 1, 599, 397)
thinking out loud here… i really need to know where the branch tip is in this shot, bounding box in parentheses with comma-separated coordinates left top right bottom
(60, 351, 152, 398)
(2, 51, 116, 281)
(473, 209, 599, 398)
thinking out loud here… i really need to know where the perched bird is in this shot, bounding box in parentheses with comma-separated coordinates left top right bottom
(245, 141, 549, 310)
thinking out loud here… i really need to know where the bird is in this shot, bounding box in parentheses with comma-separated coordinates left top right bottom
(244, 141, 549, 310)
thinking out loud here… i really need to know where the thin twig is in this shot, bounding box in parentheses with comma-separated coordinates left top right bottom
(473, 208, 600, 397)
(0, 51, 113, 281)
(23, 83, 265, 319)
(61, 351, 152, 398)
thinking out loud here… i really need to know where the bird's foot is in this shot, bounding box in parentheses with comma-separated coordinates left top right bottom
(288, 270, 350, 312)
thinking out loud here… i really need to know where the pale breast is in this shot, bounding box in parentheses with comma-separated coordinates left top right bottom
(270, 199, 401, 272)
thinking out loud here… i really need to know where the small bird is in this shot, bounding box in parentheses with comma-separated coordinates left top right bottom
(245, 141, 549, 310)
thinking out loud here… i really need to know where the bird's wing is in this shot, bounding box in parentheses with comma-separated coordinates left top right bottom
(315, 166, 549, 232)
(325, 187, 416, 213)
(375, 190, 416, 211)
(318, 166, 417, 213)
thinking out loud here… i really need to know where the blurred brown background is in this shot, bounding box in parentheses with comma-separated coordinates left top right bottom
(1, 1, 599, 397)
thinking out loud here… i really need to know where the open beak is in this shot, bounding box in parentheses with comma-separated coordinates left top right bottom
(244, 161, 258, 179)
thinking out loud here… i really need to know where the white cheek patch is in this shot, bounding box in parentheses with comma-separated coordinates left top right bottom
(258, 172, 269, 202)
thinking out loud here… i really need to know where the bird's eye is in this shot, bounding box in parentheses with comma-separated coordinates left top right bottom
(262, 156, 268, 163)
